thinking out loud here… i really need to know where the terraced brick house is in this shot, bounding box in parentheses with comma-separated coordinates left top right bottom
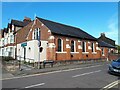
(0, 29, 5, 56)
(98, 33, 116, 54)
(1, 16, 116, 62)
(98, 40, 115, 59)
(16, 16, 112, 63)
(0, 17, 31, 59)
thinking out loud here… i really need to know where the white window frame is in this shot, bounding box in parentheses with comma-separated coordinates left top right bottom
(12, 25, 14, 31)
(32, 30, 34, 40)
(2, 39, 4, 46)
(61, 39, 63, 52)
(91, 42, 96, 53)
(82, 41, 86, 52)
(74, 41, 76, 52)
(92, 43, 94, 52)
(60, 38, 63, 52)
(108, 48, 111, 53)
(82, 41, 89, 54)
(6, 38, 7, 45)
(71, 40, 74, 52)
(2, 48, 4, 56)
(38, 28, 40, 38)
(34, 29, 37, 40)
(10, 35, 14, 43)
(71, 40, 77, 53)
(34, 28, 40, 40)
(5, 38, 7, 45)
(70, 41, 79, 54)
(56, 38, 65, 53)
(9, 47, 13, 56)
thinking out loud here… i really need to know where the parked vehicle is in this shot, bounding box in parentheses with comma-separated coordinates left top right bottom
(108, 58, 120, 75)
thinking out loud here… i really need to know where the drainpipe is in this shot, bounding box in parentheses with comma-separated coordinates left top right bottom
(38, 44, 40, 69)
(38, 28, 41, 69)
(107, 48, 109, 61)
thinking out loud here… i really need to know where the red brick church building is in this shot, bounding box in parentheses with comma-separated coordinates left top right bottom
(15, 16, 116, 62)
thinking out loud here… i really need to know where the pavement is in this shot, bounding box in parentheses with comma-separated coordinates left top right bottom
(2, 60, 110, 79)
(2, 61, 120, 89)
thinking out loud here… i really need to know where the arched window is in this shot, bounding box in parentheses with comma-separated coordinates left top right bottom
(33, 28, 40, 40)
(91, 42, 95, 52)
(58, 38, 62, 52)
(82, 41, 86, 52)
(71, 40, 75, 52)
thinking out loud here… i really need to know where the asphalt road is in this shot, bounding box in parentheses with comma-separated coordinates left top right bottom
(2, 62, 120, 89)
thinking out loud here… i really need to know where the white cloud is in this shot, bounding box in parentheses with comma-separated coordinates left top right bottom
(105, 13, 118, 45)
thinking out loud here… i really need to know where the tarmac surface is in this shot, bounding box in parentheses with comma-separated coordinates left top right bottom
(1, 61, 120, 89)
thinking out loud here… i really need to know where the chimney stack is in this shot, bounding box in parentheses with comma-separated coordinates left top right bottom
(101, 33, 105, 37)
(23, 16, 31, 22)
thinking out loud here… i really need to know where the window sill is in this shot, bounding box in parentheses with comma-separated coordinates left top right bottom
(82, 52, 89, 54)
(70, 52, 79, 54)
(102, 54, 105, 56)
(92, 52, 97, 54)
(56, 52, 67, 53)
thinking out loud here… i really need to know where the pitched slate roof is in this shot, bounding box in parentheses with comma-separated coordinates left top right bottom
(36, 17, 97, 41)
(0, 28, 7, 37)
(16, 21, 34, 44)
(11, 19, 30, 27)
(0, 29, 4, 37)
(3, 28, 8, 33)
(98, 33, 115, 46)
(98, 40, 115, 48)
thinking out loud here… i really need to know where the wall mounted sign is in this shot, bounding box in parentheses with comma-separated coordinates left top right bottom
(21, 42, 27, 47)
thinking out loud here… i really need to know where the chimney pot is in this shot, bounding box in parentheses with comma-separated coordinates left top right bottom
(101, 33, 105, 37)
(23, 16, 31, 22)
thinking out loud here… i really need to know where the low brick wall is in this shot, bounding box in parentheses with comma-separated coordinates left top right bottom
(108, 54, 120, 60)
(40, 58, 107, 68)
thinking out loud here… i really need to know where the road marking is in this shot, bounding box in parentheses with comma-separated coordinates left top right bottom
(62, 65, 102, 72)
(24, 83, 45, 88)
(72, 70, 101, 78)
(102, 80, 119, 90)
(1, 64, 102, 81)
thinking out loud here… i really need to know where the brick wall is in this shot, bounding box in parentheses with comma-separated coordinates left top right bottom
(46, 34, 107, 61)
(108, 54, 120, 60)
(16, 18, 111, 61)
(16, 18, 50, 44)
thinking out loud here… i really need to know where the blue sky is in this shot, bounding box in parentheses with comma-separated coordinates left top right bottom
(2, 2, 119, 44)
